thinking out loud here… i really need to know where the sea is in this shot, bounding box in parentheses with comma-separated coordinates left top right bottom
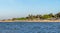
(0, 22, 60, 33)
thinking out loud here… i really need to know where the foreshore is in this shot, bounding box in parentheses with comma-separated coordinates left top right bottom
(0, 19, 60, 22)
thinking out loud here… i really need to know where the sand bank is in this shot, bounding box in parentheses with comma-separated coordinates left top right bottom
(0, 19, 60, 22)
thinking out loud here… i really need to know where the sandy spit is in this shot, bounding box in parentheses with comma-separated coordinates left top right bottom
(0, 20, 60, 22)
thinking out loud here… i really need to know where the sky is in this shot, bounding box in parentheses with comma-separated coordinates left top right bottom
(0, 0, 60, 19)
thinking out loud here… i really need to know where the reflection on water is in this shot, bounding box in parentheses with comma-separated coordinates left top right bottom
(0, 22, 60, 33)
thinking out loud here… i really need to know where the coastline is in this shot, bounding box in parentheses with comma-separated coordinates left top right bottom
(0, 19, 60, 22)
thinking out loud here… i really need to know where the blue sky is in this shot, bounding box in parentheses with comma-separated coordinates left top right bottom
(0, 0, 60, 19)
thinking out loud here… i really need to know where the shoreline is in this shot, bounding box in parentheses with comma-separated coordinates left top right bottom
(0, 19, 60, 22)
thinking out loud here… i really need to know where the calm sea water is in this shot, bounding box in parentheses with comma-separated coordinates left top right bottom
(0, 22, 60, 33)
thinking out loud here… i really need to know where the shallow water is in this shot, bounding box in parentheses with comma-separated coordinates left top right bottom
(0, 22, 60, 33)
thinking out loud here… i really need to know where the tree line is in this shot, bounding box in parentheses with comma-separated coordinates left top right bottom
(12, 12, 60, 20)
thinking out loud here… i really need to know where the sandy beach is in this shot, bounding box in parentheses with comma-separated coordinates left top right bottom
(0, 19, 60, 22)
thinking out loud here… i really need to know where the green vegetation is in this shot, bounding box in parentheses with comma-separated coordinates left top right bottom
(12, 12, 60, 20)
(41, 14, 52, 19)
(12, 17, 26, 20)
(55, 12, 60, 18)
